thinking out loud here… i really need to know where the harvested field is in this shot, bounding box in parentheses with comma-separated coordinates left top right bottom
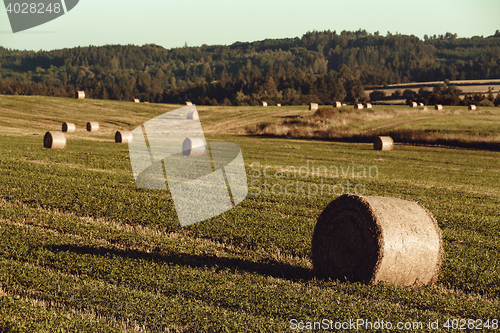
(1, 95, 500, 331)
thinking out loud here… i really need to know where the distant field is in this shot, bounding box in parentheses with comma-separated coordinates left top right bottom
(0, 95, 311, 136)
(1, 96, 500, 332)
(247, 104, 500, 150)
(365, 79, 500, 96)
(365, 85, 500, 97)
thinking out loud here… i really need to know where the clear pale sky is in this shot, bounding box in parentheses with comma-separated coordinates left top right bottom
(0, 0, 499, 51)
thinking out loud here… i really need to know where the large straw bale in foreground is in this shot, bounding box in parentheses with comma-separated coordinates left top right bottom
(44, 131, 66, 149)
(374, 136, 394, 151)
(312, 194, 443, 286)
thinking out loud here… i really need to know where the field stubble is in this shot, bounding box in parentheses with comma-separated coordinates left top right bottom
(0, 96, 499, 332)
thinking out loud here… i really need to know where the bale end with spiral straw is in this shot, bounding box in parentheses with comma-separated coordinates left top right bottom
(311, 194, 443, 286)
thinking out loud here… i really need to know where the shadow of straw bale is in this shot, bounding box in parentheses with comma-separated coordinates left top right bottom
(46, 244, 314, 281)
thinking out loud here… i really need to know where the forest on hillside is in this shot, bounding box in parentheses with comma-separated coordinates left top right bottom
(1, 30, 500, 106)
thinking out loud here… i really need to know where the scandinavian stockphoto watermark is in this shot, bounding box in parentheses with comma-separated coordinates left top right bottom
(128, 105, 248, 227)
(4, 0, 79, 33)
(249, 160, 378, 199)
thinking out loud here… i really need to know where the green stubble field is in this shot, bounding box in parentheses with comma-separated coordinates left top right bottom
(0, 95, 499, 332)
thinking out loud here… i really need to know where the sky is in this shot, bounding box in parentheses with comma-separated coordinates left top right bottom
(0, 0, 499, 51)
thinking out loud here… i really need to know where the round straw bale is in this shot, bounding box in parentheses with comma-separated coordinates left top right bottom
(262, 101, 268, 107)
(62, 122, 75, 133)
(309, 103, 319, 111)
(354, 103, 363, 109)
(86, 122, 99, 132)
(374, 136, 394, 151)
(311, 194, 443, 286)
(187, 110, 199, 120)
(333, 101, 342, 108)
(468, 104, 476, 110)
(435, 104, 443, 110)
(277, 103, 281, 107)
(115, 130, 132, 143)
(185, 101, 193, 106)
(133, 98, 140, 103)
(76, 91, 85, 99)
(364, 103, 372, 109)
(410, 101, 417, 107)
(182, 138, 206, 156)
(43, 131, 66, 149)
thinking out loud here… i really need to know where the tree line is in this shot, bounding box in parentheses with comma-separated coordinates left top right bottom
(0, 30, 500, 105)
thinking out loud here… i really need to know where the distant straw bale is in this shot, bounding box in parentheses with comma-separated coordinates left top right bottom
(43, 131, 66, 149)
(374, 136, 394, 151)
(115, 131, 132, 143)
(187, 110, 199, 120)
(62, 122, 75, 133)
(182, 138, 206, 156)
(309, 103, 319, 111)
(86, 122, 99, 132)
